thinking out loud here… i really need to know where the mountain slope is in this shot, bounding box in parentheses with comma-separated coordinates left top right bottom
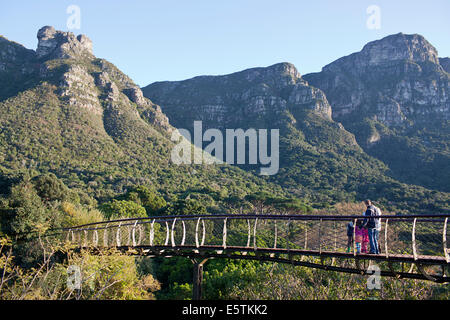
(143, 62, 449, 213)
(303, 33, 450, 192)
(0, 26, 283, 201)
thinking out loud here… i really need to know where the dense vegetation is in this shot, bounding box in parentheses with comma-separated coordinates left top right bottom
(1, 173, 448, 300)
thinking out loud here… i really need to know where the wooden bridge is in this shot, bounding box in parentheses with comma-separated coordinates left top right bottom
(53, 214, 449, 299)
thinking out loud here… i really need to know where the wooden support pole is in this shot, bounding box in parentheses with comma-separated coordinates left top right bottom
(192, 258, 208, 300)
(192, 262, 203, 300)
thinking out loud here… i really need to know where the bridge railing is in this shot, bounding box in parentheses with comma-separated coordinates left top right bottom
(61, 214, 450, 263)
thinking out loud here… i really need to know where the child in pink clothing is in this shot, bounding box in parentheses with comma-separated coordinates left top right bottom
(361, 227, 369, 253)
(355, 221, 364, 253)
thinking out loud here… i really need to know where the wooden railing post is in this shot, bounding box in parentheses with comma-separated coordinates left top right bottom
(253, 218, 258, 250)
(223, 218, 228, 249)
(287, 219, 291, 255)
(412, 218, 418, 261)
(116, 222, 122, 247)
(319, 218, 323, 254)
(246, 219, 251, 248)
(93, 227, 99, 247)
(83, 230, 88, 247)
(164, 221, 170, 246)
(201, 220, 206, 246)
(273, 221, 277, 249)
(149, 219, 155, 246)
(171, 218, 177, 247)
(195, 218, 201, 248)
(353, 218, 357, 256)
(181, 221, 186, 246)
(334, 221, 337, 251)
(132, 221, 138, 247)
(304, 221, 308, 250)
(103, 224, 109, 247)
(384, 219, 389, 258)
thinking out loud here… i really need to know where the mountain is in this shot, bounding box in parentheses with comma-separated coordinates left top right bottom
(303, 33, 450, 192)
(0, 26, 282, 202)
(1, 27, 448, 214)
(143, 59, 449, 213)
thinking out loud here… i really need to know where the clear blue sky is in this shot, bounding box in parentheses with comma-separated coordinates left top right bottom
(1, 1, 449, 86)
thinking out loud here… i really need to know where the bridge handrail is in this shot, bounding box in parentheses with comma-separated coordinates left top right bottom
(62, 213, 450, 232)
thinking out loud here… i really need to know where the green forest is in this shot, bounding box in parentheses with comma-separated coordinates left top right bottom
(0, 173, 448, 300)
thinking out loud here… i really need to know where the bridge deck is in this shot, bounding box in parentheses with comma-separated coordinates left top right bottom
(58, 214, 450, 283)
(95, 244, 448, 265)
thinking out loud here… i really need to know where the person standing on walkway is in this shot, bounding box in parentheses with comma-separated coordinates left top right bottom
(346, 221, 354, 253)
(362, 199, 381, 254)
(375, 204, 382, 254)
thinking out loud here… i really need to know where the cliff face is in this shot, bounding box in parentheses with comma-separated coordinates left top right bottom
(0, 26, 172, 134)
(143, 62, 334, 131)
(303, 33, 450, 192)
(142, 32, 450, 201)
(0, 26, 225, 198)
(0, 35, 37, 100)
(1, 26, 289, 200)
(143, 62, 402, 202)
(303, 33, 449, 127)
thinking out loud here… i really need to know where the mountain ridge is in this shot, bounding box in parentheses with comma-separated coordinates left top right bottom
(143, 32, 449, 213)
(0, 26, 283, 203)
(303, 32, 450, 192)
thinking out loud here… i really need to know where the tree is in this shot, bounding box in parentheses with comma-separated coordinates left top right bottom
(166, 198, 208, 216)
(31, 173, 69, 203)
(123, 186, 167, 214)
(100, 199, 147, 220)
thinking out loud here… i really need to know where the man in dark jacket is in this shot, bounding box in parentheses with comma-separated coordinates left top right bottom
(363, 199, 380, 254)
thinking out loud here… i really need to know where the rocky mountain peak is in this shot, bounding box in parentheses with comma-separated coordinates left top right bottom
(237, 62, 302, 88)
(323, 33, 440, 74)
(305, 33, 449, 129)
(360, 33, 439, 65)
(36, 25, 93, 59)
(265, 62, 301, 78)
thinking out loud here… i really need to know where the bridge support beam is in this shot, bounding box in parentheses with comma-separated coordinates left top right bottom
(192, 258, 209, 300)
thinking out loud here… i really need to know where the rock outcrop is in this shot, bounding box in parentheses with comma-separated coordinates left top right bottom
(28, 26, 172, 133)
(303, 33, 450, 127)
(303, 33, 450, 192)
(36, 26, 93, 59)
